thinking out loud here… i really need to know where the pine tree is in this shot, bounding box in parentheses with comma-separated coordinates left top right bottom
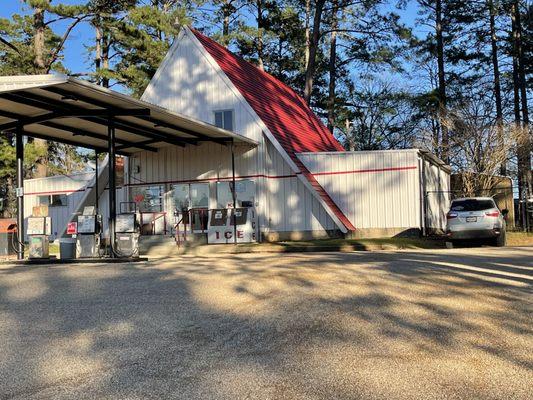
(0, 2, 90, 214)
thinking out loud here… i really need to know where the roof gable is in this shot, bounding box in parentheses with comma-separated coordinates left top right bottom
(190, 29, 344, 155)
(189, 29, 354, 232)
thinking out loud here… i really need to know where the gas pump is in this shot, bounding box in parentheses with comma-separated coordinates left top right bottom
(76, 206, 102, 258)
(114, 202, 140, 257)
(27, 206, 51, 259)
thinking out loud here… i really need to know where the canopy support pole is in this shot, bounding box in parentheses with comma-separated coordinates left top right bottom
(16, 124, 24, 259)
(231, 140, 237, 245)
(108, 119, 116, 257)
(95, 151, 99, 214)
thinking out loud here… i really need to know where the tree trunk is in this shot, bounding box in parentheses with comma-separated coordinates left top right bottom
(304, 0, 326, 104)
(102, 27, 110, 88)
(327, 0, 338, 132)
(32, 4, 47, 73)
(512, 0, 532, 228)
(32, 1, 49, 178)
(515, 3, 530, 128)
(436, 0, 449, 163)
(95, 19, 102, 85)
(511, 15, 521, 126)
(304, 0, 311, 70)
(256, 0, 264, 70)
(488, 0, 505, 175)
(222, 0, 232, 46)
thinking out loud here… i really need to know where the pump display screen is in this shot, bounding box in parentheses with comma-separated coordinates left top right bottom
(27, 217, 45, 235)
(27, 217, 51, 236)
(77, 215, 96, 234)
(116, 214, 136, 233)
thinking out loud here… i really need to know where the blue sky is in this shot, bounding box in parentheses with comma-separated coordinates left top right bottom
(1, 0, 423, 81)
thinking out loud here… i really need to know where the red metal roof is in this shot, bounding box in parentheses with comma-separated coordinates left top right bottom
(190, 28, 355, 231)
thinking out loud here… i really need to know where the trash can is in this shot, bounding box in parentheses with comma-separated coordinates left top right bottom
(0, 219, 17, 256)
(59, 238, 76, 259)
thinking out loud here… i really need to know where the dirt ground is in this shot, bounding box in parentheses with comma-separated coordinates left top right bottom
(0, 247, 532, 399)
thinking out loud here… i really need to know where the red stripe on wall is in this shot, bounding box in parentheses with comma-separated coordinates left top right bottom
(126, 173, 297, 187)
(24, 166, 416, 194)
(24, 188, 86, 196)
(24, 186, 122, 196)
(125, 166, 416, 187)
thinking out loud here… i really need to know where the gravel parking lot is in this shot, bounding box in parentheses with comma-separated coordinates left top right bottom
(1, 247, 532, 399)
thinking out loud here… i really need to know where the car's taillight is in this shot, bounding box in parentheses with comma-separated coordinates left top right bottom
(446, 212, 458, 219)
(485, 211, 500, 217)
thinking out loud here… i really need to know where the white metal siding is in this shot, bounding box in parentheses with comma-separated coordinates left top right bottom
(23, 172, 128, 241)
(130, 141, 335, 235)
(139, 30, 336, 236)
(264, 141, 336, 232)
(23, 173, 93, 240)
(297, 150, 421, 231)
(142, 30, 263, 144)
(130, 142, 259, 233)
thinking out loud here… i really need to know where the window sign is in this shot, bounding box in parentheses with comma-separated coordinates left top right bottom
(131, 186, 162, 212)
(214, 110, 234, 131)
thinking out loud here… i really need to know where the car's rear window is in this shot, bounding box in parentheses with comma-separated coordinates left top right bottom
(451, 199, 496, 211)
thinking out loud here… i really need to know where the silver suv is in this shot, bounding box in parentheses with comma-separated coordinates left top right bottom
(446, 197, 508, 247)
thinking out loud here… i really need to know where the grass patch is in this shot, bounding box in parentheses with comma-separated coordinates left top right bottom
(506, 231, 533, 246)
(49, 243, 59, 256)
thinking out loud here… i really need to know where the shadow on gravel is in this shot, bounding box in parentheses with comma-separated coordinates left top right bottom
(0, 249, 531, 398)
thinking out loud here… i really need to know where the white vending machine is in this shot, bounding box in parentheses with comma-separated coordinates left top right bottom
(207, 207, 256, 244)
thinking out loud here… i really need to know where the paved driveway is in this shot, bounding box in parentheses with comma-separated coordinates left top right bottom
(0, 247, 532, 399)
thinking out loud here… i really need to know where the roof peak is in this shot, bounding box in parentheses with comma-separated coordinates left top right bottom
(188, 27, 344, 155)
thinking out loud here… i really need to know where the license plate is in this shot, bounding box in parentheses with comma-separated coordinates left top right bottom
(466, 216, 477, 222)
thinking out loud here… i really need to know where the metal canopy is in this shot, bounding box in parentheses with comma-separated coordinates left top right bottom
(0, 74, 257, 153)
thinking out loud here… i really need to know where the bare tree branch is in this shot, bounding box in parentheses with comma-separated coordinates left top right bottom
(0, 36, 21, 55)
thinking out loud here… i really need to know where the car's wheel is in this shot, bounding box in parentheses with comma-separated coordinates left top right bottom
(494, 230, 506, 247)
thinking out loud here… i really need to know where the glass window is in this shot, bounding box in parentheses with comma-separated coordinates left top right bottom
(217, 182, 233, 209)
(37, 194, 67, 207)
(170, 183, 209, 210)
(451, 199, 496, 212)
(190, 183, 209, 208)
(172, 184, 190, 211)
(37, 195, 50, 206)
(50, 194, 67, 207)
(214, 112, 223, 129)
(131, 186, 163, 212)
(216, 180, 255, 208)
(214, 110, 234, 131)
